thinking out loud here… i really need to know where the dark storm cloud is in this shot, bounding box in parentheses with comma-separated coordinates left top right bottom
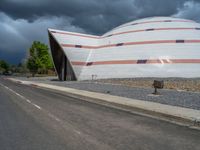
(0, 12, 84, 64)
(0, 0, 137, 34)
(0, 0, 104, 21)
(134, 0, 200, 20)
(173, 0, 200, 22)
(1, 0, 200, 34)
(0, 0, 200, 64)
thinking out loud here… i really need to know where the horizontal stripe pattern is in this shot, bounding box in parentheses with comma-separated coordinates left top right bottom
(104, 27, 199, 38)
(51, 27, 199, 39)
(71, 59, 200, 66)
(51, 30, 100, 39)
(61, 40, 200, 49)
(119, 19, 194, 28)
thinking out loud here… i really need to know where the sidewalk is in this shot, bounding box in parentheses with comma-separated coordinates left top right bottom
(8, 77, 200, 128)
(13, 76, 200, 110)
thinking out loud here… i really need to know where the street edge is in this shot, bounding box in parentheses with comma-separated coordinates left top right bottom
(6, 77, 200, 129)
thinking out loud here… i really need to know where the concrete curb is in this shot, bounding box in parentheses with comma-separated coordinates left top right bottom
(7, 77, 200, 128)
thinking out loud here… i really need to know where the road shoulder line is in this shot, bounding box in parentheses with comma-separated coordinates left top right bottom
(7, 77, 200, 128)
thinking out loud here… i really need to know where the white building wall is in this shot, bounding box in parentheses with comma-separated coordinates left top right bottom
(48, 17, 200, 80)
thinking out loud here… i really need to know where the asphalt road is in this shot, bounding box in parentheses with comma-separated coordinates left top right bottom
(0, 77, 200, 150)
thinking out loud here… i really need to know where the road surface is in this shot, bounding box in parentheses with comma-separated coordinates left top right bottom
(0, 77, 200, 150)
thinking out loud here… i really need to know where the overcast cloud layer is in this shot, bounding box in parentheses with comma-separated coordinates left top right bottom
(0, 0, 200, 64)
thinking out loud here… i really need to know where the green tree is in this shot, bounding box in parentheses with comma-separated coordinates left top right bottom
(0, 60, 10, 73)
(26, 41, 53, 77)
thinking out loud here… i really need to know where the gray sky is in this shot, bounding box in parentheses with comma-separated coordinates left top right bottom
(0, 0, 200, 64)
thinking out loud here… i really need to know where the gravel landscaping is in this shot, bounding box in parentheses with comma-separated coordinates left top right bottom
(13, 76, 200, 110)
(95, 78, 200, 92)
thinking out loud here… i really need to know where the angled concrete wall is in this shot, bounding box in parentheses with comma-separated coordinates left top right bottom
(48, 32, 76, 80)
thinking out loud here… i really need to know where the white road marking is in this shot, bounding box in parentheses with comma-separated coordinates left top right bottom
(47, 113, 81, 135)
(26, 99, 31, 103)
(47, 113, 61, 122)
(74, 130, 81, 135)
(32, 103, 41, 110)
(0, 82, 82, 135)
(0, 82, 42, 110)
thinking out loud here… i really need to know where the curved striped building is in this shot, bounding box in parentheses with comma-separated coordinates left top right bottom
(48, 17, 200, 81)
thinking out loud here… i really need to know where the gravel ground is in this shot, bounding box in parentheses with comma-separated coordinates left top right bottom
(13, 76, 200, 110)
(96, 78, 200, 92)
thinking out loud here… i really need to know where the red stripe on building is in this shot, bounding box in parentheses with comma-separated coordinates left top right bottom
(52, 27, 199, 39)
(170, 59, 200, 63)
(185, 40, 200, 43)
(61, 40, 200, 50)
(130, 20, 194, 25)
(103, 28, 197, 38)
(71, 59, 200, 66)
(71, 62, 86, 65)
(61, 44, 75, 48)
(51, 20, 196, 39)
(114, 20, 194, 30)
(51, 31, 100, 39)
(93, 60, 138, 65)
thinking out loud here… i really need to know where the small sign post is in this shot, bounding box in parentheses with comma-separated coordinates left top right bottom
(152, 80, 164, 95)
